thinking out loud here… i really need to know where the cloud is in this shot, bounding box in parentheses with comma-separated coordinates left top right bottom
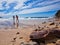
(0, 0, 60, 16)
(0, 0, 27, 15)
(12, 0, 60, 14)
(0, 1, 18, 14)
(21, 0, 60, 9)
(23, 0, 38, 6)
(13, 2, 60, 14)
(11, 0, 60, 14)
(4, 1, 18, 14)
(1, 1, 7, 8)
(31, 0, 60, 8)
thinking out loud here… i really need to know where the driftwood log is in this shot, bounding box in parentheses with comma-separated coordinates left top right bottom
(30, 29, 60, 45)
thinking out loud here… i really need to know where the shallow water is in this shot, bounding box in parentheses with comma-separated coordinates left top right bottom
(0, 18, 51, 29)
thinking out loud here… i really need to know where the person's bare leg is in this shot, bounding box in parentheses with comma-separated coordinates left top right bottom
(16, 15, 19, 28)
(13, 16, 15, 28)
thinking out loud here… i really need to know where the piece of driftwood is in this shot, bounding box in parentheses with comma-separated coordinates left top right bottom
(30, 29, 60, 45)
(30, 29, 60, 39)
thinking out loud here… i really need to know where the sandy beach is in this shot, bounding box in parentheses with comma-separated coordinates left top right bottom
(0, 18, 60, 45)
(0, 0, 60, 45)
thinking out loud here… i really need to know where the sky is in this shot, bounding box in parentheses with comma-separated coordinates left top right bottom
(0, 0, 60, 17)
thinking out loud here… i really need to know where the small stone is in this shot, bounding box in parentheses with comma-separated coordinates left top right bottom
(34, 29, 38, 31)
(13, 37, 16, 41)
(16, 32, 20, 34)
(11, 37, 17, 43)
(50, 22, 55, 25)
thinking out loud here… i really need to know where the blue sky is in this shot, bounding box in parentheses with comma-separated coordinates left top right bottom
(0, 0, 60, 17)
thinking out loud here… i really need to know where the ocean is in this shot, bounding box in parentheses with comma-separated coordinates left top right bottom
(0, 17, 53, 29)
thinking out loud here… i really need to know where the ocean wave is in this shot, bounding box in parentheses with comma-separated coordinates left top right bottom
(0, 17, 51, 21)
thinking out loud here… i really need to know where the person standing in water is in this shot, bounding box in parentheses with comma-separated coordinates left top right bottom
(13, 16, 15, 28)
(16, 15, 19, 28)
